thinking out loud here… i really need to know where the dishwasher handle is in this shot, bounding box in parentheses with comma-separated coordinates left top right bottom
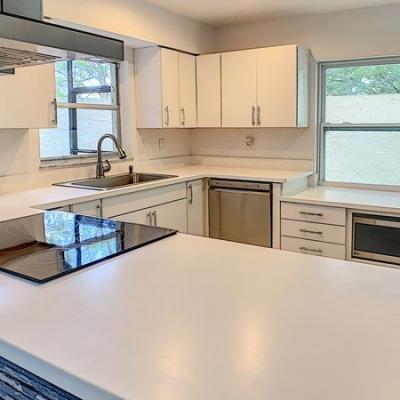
(209, 187, 271, 195)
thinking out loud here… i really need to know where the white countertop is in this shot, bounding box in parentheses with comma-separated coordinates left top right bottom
(1, 234, 400, 399)
(281, 185, 400, 213)
(0, 165, 312, 222)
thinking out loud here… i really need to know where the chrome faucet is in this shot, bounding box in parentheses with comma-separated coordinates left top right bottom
(96, 134, 127, 179)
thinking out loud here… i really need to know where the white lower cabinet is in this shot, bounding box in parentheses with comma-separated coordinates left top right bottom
(71, 200, 102, 217)
(281, 201, 346, 260)
(114, 199, 188, 233)
(281, 237, 346, 260)
(187, 179, 206, 236)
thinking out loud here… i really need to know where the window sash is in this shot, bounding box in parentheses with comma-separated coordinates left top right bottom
(318, 57, 400, 188)
(48, 60, 121, 158)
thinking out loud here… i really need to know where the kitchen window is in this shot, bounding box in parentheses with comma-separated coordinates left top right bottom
(40, 60, 120, 162)
(319, 58, 400, 188)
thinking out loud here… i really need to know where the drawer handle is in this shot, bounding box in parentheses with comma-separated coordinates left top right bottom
(299, 229, 323, 235)
(299, 211, 323, 217)
(299, 246, 323, 254)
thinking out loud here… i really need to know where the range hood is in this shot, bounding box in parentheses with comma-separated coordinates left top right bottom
(0, 0, 124, 71)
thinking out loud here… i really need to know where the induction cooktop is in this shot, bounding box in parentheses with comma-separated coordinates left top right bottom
(0, 211, 177, 283)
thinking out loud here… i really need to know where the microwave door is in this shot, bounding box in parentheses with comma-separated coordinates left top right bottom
(353, 215, 400, 265)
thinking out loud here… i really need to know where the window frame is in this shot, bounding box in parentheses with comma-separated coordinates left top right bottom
(40, 60, 121, 163)
(318, 56, 400, 191)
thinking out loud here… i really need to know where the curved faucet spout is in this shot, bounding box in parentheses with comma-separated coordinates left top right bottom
(96, 134, 127, 179)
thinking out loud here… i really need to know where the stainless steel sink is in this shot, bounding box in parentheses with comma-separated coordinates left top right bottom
(55, 172, 178, 191)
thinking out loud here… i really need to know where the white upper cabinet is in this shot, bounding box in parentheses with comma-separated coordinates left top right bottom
(0, 64, 56, 129)
(135, 47, 197, 128)
(257, 45, 308, 128)
(221, 45, 309, 128)
(178, 52, 197, 128)
(196, 54, 222, 127)
(161, 48, 180, 128)
(221, 49, 258, 128)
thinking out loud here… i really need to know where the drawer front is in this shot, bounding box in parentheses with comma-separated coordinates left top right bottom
(281, 236, 346, 260)
(281, 202, 346, 226)
(281, 220, 346, 244)
(102, 183, 186, 218)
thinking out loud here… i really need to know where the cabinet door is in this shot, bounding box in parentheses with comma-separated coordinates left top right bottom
(178, 53, 197, 128)
(114, 208, 153, 225)
(221, 50, 257, 128)
(0, 64, 56, 129)
(197, 54, 221, 127)
(72, 200, 102, 217)
(187, 180, 206, 236)
(256, 45, 298, 127)
(153, 199, 188, 233)
(161, 48, 180, 128)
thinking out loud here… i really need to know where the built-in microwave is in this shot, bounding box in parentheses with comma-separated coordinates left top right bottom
(352, 213, 400, 265)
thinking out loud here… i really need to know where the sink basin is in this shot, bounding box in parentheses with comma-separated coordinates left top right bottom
(55, 172, 178, 191)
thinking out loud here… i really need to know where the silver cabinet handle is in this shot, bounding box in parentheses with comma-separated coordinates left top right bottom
(164, 106, 169, 127)
(257, 106, 261, 126)
(188, 184, 193, 205)
(299, 211, 323, 217)
(146, 211, 152, 225)
(299, 247, 323, 254)
(51, 98, 58, 126)
(152, 211, 157, 226)
(181, 107, 185, 126)
(251, 106, 256, 126)
(299, 229, 323, 235)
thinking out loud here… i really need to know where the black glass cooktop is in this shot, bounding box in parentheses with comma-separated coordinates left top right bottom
(0, 211, 176, 284)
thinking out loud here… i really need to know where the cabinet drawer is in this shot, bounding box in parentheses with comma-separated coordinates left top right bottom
(281, 220, 346, 244)
(281, 202, 346, 226)
(281, 237, 345, 260)
(102, 183, 186, 218)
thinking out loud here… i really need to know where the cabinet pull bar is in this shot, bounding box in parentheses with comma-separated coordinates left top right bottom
(251, 106, 256, 126)
(299, 247, 323, 254)
(164, 106, 169, 127)
(152, 211, 157, 226)
(257, 106, 261, 126)
(147, 211, 152, 226)
(299, 229, 323, 235)
(181, 107, 185, 126)
(299, 211, 323, 217)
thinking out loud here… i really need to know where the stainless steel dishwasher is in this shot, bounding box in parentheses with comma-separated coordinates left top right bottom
(208, 179, 272, 247)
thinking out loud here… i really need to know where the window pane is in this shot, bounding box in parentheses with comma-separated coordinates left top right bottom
(76, 109, 118, 151)
(40, 109, 71, 158)
(55, 61, 69, 103)
(325, 129, 400, 186)
(325, 64, 400, 124)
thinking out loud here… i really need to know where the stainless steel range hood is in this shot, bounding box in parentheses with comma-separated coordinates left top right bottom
(0, 0, 124, 71)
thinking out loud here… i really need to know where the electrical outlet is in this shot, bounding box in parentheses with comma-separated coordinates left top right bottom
(158, 137, 165, 151)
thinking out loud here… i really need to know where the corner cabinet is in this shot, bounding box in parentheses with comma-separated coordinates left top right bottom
(0, 63, 57, 129)
(221, 45, 309, 128)
(135, 47, 197, 128)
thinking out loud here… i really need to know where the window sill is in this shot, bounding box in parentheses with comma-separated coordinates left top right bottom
(40, 155, 133, 170)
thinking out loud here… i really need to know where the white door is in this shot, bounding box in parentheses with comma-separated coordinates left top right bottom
(187, 180, 206, 236)
(178, 52, 197, 128)
(72, 200, 102, 217)
(256, 45, 298, 127)
(0, 64, 56, 129)
(221, 49, 257, 128)
(113, 208, 153, 225)
(161, 48, 180, 128)
(196, 54, 221, 127)
(153, 199, 188, 232)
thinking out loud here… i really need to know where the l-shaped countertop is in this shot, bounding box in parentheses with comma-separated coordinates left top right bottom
(2, 165, 400, 400)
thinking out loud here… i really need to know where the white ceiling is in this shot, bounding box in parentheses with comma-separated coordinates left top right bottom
(143, 0, 400, 26)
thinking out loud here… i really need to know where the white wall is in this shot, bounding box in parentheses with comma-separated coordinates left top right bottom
(191, 3, 400, 171)
(43, 0, 216, 54)
(216, 3, 400, 61)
